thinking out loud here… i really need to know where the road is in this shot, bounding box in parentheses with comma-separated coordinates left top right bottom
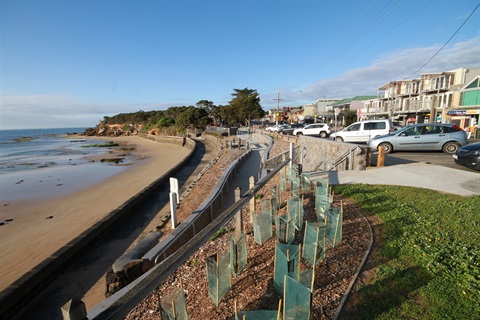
(314, 133, 478, 173)
(369, 146, 479, 173)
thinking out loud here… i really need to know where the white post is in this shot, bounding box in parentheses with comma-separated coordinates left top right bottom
(169, 177, 179, 204)
(170, 192, 177, 229)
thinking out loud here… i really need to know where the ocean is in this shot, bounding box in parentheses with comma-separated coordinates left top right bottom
(0, 128, 131, 202)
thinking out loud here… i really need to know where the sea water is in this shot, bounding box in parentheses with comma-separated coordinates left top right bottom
(0, 128, 130, 202)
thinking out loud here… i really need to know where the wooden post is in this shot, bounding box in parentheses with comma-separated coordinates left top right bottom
(277, 299, 282, 320)
(249, 176, 255, 223)
(289, 142, 294, 169)
(235, 187, 243, 239)
(377, 146, 385, 167)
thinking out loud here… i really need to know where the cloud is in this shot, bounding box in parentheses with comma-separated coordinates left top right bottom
(261, 36, 480, 107)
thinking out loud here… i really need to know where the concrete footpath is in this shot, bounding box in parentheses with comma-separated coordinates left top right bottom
(324, 163, 480, 196)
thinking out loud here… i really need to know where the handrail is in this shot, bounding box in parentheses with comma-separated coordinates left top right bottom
(293, 146, 307, 164)
(313, 146, 360, 171)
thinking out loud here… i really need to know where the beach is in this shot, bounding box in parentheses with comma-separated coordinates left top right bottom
(0, 135, 191, 290)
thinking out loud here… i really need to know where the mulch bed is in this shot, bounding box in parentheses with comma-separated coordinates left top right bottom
(125, 137, 373, 320)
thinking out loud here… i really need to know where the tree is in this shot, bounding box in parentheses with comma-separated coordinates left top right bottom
(227, 88, 265, 127)
(175, 106, 211, 129)
(197, 100, 222, 126)
(343, 110, 358, 126)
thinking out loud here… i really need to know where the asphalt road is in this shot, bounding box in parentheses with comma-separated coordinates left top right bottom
(368, 143, 480, 173)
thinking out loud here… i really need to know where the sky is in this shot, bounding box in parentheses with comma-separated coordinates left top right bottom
(1, 0, 480, 130)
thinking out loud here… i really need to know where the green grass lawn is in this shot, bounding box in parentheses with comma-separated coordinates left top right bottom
(333, 185, 480, 320)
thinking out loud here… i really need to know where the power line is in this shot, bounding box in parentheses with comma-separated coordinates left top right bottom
(404, 1, 480, 79)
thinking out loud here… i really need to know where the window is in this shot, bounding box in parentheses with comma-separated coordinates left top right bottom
(364, 122, 386, 130)
(347, 124, 361, 131)
(404, 127, 421, 136)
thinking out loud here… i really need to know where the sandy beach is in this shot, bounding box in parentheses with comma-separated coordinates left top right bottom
(0, 135, 191, 290)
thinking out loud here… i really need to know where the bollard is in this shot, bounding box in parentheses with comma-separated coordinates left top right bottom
(377, 146, 385, 167)
(170, 177, 179, 204)
(170, 192, 178, 229)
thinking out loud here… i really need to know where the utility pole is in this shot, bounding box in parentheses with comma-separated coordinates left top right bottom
(323, 95, 326, 122)
(273, 91, 283, 125)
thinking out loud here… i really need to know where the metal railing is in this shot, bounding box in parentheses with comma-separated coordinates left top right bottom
(87, 159, 291, 320)
(313, 146, 361, 172)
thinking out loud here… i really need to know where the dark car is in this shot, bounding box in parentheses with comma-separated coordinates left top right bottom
(453, 142, 480, 171)
(278, 123, 305, 135)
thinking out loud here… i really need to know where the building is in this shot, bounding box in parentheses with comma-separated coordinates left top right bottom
(449, 74, 480, 129)
(331, 96, 377, 124)
(362, 67, 480, 128)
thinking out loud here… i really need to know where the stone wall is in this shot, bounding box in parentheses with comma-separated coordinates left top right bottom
(261, 131, 368, 171)
(294, 135, 368, 171)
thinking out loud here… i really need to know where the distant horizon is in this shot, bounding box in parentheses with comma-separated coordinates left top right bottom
(0, 126, 90, 131)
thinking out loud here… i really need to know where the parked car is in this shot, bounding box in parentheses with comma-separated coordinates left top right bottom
(330, 119, 394, 142)
(392, 121, 404, 131)
(367, 123, 467, 154)
(293, 123, 331, 138)
(265, 124, 288, 132)
(453, 142, 480, 170)
(278, 123, 305, 135)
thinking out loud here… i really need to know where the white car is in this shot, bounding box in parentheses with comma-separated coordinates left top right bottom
(265, 124, 288, 132)
(293, 123, 331, 138)
(330, 119, 394, 143)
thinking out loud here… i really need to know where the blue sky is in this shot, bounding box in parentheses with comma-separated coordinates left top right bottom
(1, 0, 479, 129)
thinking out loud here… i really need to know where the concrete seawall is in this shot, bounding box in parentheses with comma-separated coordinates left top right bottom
(0, 136, 198, 320)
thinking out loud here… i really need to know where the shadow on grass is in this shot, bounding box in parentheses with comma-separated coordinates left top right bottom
(340, 265, 432, 319)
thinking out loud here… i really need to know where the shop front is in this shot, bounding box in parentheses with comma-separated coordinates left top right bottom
(446, 109, 479, 129)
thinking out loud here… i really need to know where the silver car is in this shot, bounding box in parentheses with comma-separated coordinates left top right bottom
(367, 123, 467, 154)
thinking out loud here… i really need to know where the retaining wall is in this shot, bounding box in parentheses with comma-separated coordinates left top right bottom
(143, 147, 252, 264)
(264, 132, 368, 171)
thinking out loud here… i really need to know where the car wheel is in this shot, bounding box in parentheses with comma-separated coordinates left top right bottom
(296, 132, 303, 136)
(335, 136, 343, 142)
(442, 142, 460, 154)
(319, 131, 327, 138)
(378, 142, 393, 154)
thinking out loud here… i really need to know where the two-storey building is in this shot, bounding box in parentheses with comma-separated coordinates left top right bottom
(361, 67, 480, 129)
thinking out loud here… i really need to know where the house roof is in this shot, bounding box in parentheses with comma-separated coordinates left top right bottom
(331, 96, 377, 107)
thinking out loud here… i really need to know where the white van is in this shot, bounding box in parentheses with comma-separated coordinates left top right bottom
(330, 119, 394, 142)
